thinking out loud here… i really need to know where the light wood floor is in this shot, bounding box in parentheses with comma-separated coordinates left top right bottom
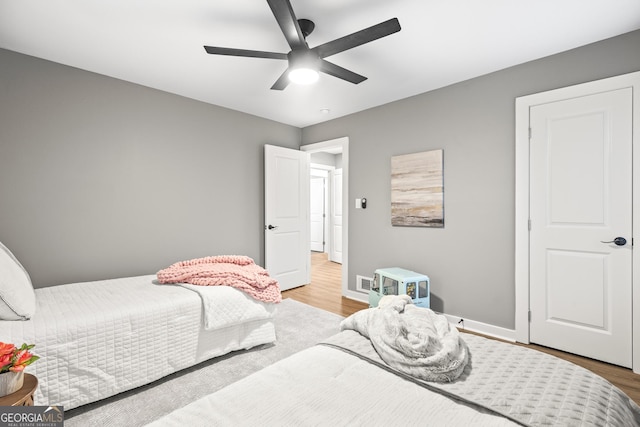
(282, 251, 640, 405)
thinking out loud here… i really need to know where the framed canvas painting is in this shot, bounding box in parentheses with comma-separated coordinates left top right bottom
(391, 149, 444, 227)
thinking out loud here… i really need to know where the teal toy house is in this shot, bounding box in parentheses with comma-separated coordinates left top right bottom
(369, 268, 430, 308)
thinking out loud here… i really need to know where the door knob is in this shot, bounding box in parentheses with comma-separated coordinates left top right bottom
(267, 224, 278, 230)
(601, 237, 627, 246)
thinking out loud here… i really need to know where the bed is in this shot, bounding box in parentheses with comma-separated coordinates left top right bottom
(0, 242, 278, 410)
(146, 296, 640, 427)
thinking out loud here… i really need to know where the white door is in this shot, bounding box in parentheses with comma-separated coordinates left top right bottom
(310, 174, 325, 252)
(529, 88, 633, 367)
(329, 169, 343, 264)
(264, 145, 310, 291)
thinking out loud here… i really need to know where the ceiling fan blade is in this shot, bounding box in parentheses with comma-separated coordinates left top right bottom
(312, 18, 401, 59)
(319, 60, 367, 85)
(204, 46, 288, 60)
(270, 69, 290, 90)
(266, 0, 307, 50)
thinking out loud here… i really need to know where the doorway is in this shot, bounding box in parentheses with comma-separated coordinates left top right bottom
(301, 137, 349, 297)
(515, 71, 640, 372)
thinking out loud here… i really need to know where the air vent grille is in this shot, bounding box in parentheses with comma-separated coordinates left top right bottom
(356, 275, 373, 292)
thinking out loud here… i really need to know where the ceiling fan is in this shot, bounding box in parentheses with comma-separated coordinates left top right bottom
(203, 0, 401, 90)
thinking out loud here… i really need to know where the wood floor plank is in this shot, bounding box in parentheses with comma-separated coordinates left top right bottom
(282, 252, 640, 405)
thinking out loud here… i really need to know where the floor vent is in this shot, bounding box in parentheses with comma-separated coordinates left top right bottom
(356, 275, 373, 292)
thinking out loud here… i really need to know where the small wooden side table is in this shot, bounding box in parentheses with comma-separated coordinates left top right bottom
(0, 373, 38, 406)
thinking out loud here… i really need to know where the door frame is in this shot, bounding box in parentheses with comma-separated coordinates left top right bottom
(514, 71, 640, 373)
(301, 137, 349, 297)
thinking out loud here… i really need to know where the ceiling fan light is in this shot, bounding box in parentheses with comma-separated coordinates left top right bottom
(288, 68, 319, 85)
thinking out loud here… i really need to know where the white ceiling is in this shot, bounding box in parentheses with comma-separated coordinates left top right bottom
(1, 0, 640, 128)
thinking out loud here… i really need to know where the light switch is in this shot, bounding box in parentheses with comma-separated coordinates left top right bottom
(355, 198, 361, 209)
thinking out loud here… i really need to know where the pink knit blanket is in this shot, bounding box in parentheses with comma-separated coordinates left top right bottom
(157, 255, 281, 303)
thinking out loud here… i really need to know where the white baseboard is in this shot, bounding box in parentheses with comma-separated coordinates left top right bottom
(441, 313, 516, 342)
(341, 291, 516, 342)
(343, 289, 369, 303)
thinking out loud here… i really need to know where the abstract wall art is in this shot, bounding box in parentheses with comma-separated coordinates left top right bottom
(391, 149, 444, 227)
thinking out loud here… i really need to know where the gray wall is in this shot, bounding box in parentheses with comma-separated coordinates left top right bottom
(2, 29, 639, 328)
(0, 48, 300, 288)
(302, 30, 640, 330)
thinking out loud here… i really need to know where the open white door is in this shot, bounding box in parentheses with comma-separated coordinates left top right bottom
(264, 144, 310, 291)
(329, 169, 343, 264)
(310, 170, 327, 252)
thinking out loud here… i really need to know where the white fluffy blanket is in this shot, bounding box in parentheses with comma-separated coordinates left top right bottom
(340, 295, 469, 382)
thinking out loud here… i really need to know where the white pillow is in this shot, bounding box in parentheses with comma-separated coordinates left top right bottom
(0, 241, 36, 320)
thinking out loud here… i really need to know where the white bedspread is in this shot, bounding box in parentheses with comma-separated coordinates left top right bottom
(179, 283, 276, 331)
(145, 345, 516, 427)
(324, 330, 640, 426)
(146, 330, 640, 427)
(0, 275, 277, 410)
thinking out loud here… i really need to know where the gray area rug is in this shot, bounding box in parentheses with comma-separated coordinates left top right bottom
(64, 298, 344, 427)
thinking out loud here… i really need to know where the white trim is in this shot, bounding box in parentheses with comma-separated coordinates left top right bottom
(310, 163, 334, 173)
(301, 137, 350, 300)
(515, 71, 640, 373)
(442, 313, 516, 342)
(514, 95, 531, 344)
(344, 289, 367, 301)
(342, 291, 517, 342)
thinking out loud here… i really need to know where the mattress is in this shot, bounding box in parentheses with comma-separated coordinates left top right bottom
(146, 330, 640, 427)
(0, 275, 276, 410)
